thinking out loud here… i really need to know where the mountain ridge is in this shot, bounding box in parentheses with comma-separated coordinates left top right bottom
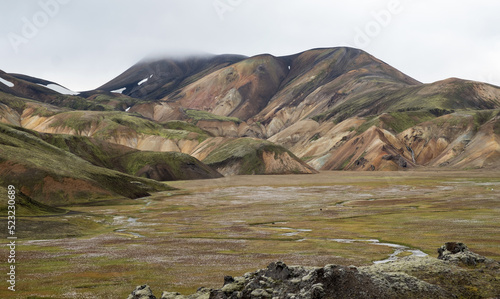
(1, 46, 500, 178)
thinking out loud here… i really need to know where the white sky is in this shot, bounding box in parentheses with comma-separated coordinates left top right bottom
(1, 0, 499, 91)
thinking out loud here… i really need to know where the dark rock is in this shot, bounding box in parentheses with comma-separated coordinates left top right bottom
(127, 285, 157, 299)
(265, 261, 291, 280)
(130, 243, 500, 299)
(398, 156, 408, 168)
(437, 242, 488, 266)
(382, 154, 395, 161)
(223, 276, 235, 286)
(445, 242, 467, 254)
(354, 157, 368, 167)
(382, 154, 408, 168)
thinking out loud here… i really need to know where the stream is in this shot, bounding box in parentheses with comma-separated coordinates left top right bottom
(113, 216, 145, 238)
(330, 238, 428, 264)
(270, 225, 427, 264)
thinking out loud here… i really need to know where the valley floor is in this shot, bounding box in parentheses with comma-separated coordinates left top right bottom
(1, 171, 499, 298)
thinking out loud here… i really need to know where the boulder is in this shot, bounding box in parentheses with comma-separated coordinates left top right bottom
(437, 242, 489, 266)
(127, 285, 157, 299)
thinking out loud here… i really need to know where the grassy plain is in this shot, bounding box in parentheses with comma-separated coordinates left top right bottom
(0, 171, 499, 298)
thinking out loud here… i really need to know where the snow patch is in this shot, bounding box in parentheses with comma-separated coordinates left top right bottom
(125, 107, 131, 112)
(38, 83, 78, 95)
(137, 75, 153, 86)
(0, 77, 14, 87)
(111, 87, 126, 94)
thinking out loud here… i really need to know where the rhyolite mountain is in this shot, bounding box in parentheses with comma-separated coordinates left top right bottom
(92, 47, 500, 171)
(1, 46, 500, 204)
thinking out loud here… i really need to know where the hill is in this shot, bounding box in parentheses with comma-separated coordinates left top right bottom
(2, 47, 500, 172)
(0, 123, 173, 206)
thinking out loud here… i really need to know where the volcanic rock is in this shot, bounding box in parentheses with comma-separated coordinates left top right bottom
(127, 285, 157, 299)
(128, 243, 500, 299)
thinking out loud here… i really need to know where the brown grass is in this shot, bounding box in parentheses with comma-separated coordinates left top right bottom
(0, 170, 498, 298)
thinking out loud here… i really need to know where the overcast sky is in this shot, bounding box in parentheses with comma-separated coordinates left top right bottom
(1, 0, 499, 91)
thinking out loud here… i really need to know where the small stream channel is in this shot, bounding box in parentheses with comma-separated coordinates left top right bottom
(330, 238, 428, 264)
(270, 225, 427, 264)
(113, 216, 145, 238)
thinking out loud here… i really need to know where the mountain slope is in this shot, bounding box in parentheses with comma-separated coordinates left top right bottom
(111, 47, 424, 135)
(0, 124, 173, 206)
(3, 46, 500, 173)
(101, 47, 500, 143)
(161, 54, 289, 121)
(0, 71, 114, 111)
(97, 54, 246, 100)
(270, 110, 500, 171)
(201, 137, 318, 175)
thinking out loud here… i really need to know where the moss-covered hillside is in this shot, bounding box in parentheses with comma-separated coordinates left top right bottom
(39, 133, 222, 181)
(0, 124, 173, 206)
(203, 138, 318, 175)
(118, 151, 222, 181)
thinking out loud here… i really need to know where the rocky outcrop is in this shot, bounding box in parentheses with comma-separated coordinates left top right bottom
(127, 243, 500, 299)
(207, 261, 446, 299)
(437, 242, 491, 266)
(127, 285, 157, 299)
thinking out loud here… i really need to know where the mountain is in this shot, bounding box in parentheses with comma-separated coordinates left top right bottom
(1, 46, 500, 178)
(96, 54, 247, 101)
(92, 47, 500, 170)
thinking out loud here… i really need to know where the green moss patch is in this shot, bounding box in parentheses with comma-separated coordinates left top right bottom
(0, 123, 173, 206)
(314, 80, 500, 123)
(203, 138, 291, 175)
(162, 120, 212, 136)
(380, 111, 436, 133)
(185, 109, 242, 124)
(118, 151, 222, 181)
(0, 92, 27, 113)
(0, 185, 66, 217)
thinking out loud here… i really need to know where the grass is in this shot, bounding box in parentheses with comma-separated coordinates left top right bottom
(162, 120, 212, 135)
(185, 109, 242, 124)
(48, 111, 210, 142)
(313, 79, 499, 124)
(0, 92, 28, 113)
(203, 138, 289, 174)
(119, 151, 187, 175)
(118, 151, 219, 180)
(494, 119, 500, 135)
(0, 123, 173, 206)
(2, 171, 498, 298)
(381, 111, 436, 133)
(31, 106, 58, 117)
(353, 109, 499, 136)
(471, 109, 500, 131)
(41, 133, 219, 181)
(0, 185, 67, 217)
(40, 133, 130, 169)
(340, 154, 355, 169)
(355, 116, 379, 134)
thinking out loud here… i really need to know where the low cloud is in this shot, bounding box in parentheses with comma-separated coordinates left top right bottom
(0, 0, 499, 90)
